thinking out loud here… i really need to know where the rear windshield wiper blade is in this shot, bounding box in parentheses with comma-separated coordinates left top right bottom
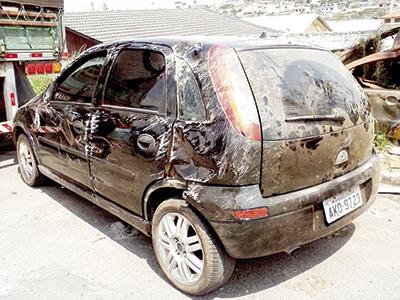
(285, 115, 346, 123)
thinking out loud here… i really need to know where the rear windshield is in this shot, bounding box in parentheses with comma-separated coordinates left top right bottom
(238, 48, 369, 140)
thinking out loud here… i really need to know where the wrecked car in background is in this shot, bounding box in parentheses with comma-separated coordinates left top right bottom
(342, 27, 400, 139)
(12, 37, 381, 295)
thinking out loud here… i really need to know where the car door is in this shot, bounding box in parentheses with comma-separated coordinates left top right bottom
(88, 45, 175, 215)
(36, 50, 107, 188)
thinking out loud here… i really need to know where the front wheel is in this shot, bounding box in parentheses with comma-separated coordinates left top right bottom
(152, 199, 235, 296)
(17, 134, 45, 186)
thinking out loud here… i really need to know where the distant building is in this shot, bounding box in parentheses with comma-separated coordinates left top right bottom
(243, 14, 332, 33)
(381, 11, 400, 30)
(377, 0, 392, 9)
(259, 31, 376, 52)
(320, 3, 339, 15)
(328, 19, 382, 32)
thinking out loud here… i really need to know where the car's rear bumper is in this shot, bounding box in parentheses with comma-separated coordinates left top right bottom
(203, 154, 381, 259)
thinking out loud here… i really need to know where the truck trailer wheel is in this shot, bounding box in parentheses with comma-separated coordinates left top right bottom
(152, 199, 236, 296)
(17, 134, 45, 186)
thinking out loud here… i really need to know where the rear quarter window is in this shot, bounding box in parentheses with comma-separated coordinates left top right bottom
(176, 58, 206, 121)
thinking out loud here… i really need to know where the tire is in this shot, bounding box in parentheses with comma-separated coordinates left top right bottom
(17, 134, 45, 187)
(152, 199, 235, 296)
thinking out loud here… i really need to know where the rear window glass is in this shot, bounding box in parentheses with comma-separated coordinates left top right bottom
(238, 48, 369, 140)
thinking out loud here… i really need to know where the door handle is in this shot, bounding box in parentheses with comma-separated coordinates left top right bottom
(137, 134, 156, 153)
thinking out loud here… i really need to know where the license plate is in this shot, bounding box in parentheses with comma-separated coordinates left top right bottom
(322, 186, 363, 224)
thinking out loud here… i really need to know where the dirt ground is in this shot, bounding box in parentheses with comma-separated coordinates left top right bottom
(1, 150, 399, 300)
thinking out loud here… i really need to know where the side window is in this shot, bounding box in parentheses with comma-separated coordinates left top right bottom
(54, 54, 105, 103)
(103, 49, 166, 112)
(177, 59, 206, 121)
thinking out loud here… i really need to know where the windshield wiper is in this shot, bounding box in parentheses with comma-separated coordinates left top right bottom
(285, 115, 346, 123)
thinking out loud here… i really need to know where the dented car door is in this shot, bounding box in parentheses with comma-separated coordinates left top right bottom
(36, 51, 107, 188)
(87, 45, 175, 215)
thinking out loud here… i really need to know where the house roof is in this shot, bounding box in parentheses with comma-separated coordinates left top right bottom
(327, 19, 382, 33)
(260, 31, 375, 51)
(243, 14, 332, 33)
(64, 8, 276, 43)
(382, 11, 400, 19)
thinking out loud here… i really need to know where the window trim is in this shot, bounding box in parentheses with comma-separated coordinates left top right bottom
(50, 50, 107, 105)
(100, 47, 169, 116)
(100, 104, 165, 116)
(49, 101, 92, 107)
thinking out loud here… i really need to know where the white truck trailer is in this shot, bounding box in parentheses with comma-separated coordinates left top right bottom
(0, 0, 65, 146)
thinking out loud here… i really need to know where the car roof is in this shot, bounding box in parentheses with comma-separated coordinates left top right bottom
(89, 35, 327, 53)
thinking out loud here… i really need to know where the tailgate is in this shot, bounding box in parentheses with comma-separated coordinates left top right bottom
(238, 47, 373, 197)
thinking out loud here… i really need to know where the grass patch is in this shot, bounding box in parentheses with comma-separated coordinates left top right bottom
(28, 75, 55, 95)
(374, 133, 390, 151)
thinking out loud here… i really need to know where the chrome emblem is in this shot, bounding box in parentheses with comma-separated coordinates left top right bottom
(335, 150, 349, 165)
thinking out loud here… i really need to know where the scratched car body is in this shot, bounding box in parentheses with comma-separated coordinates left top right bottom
(13, 37, 381, 295)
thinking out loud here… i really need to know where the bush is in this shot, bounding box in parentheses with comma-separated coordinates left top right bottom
(28, 75, 55, 95)
(374, 133, 390, 151)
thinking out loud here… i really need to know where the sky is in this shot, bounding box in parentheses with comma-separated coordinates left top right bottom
(64, 0, 226, 12)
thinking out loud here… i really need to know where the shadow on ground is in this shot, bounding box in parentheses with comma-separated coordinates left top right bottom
(39, 181, 354, 299)
(0, 148, 17, 169)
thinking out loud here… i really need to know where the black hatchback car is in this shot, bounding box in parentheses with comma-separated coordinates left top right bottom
(13, 37, 381, 295)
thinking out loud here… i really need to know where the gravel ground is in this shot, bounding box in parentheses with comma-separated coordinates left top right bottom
(1, 150, 400, 300)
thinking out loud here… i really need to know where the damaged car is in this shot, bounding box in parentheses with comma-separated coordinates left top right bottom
(13, 37, 381, 295)
(343, 27, 400, 139)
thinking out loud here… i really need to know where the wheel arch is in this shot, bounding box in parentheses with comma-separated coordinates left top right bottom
(13, 123, 41, 164)
(142, 180, 229, 254)
(143, 179, 187, 222)
(12, 124, 26, 145)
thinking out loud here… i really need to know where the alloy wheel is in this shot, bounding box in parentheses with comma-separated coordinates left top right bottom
(156, 212, 204, 284)
(18, 140, 33, 179)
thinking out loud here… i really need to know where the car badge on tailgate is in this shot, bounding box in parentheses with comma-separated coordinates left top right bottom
(335, 149, 349, 165)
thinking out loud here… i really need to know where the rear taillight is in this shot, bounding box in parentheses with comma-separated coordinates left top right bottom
(36, 64, 45, 74)
(25, 62, 61, 75)
(45, 63, 53, 73)
(208, 45, 261, 141)
(52, 62, 61, 73)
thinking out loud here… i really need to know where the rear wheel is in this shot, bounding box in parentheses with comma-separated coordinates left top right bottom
(152, 199, 235, 296)
(17, 134, 45, 186)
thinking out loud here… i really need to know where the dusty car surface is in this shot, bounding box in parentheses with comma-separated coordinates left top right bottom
(13, 37, 381, 295)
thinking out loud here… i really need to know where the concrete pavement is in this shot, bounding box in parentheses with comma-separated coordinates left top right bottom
(1, 150, 399, 300)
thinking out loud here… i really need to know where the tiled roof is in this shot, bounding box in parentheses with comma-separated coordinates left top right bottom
(262, 31, 376, 51)
(382, 11, 400, 18)
(64, 8, 276, 42)
(327, 19, 382, 33)
(243, 14, 332, 33)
